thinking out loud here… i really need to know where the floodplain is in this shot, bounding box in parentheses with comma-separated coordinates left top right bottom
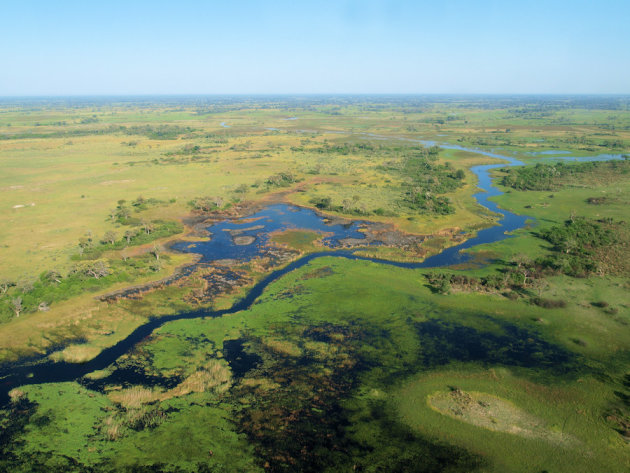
(0, 95, 629, 472)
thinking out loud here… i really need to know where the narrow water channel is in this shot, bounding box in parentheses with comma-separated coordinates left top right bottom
(1, 143, 611, 405)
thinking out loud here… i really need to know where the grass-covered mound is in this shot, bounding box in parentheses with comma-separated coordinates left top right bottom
(428, 388, 573, 445)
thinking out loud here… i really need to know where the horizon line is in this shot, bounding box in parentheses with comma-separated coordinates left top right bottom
(1, 92, 630, 99)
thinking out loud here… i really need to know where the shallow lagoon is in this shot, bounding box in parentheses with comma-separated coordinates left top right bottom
(171, 204, 368, 263)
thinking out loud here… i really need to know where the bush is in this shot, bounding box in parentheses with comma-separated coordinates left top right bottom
(266, 172, 297, 188)
(310, 196, 332, 210)
(531, 297, 567, 309)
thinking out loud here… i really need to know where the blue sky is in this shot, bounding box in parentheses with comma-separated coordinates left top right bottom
(1, 0, 629, 95)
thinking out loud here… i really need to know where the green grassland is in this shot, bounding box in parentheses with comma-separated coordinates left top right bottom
(3, 256, 629, 471)
(1, 96, 629, 472)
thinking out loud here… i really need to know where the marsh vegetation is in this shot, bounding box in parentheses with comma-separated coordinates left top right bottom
(0, 96, 629, 472)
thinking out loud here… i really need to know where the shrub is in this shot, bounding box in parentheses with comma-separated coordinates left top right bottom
(531, 297, 567, 309)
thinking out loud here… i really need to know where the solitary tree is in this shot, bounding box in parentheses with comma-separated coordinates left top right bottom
(510, 254, 533, 287)
(72, 260, 111, 279)
(124, 230, 136, 243)
(531, 278, 548, 298)
(0, 279, 15, 295)
(212, 196, 225, 208)
(141, 219, 155, 234)
(17, 279, 34, 294)
(117, 206, 131, 220)
(11, 297, 22, 317)
(42, 270, 62, 285)
(79, 230, 94, 251)
(151, 244, 161, 262)
(103, 231, 117, 245)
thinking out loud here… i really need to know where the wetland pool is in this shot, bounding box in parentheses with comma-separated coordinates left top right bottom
(171, 204, 369, 263)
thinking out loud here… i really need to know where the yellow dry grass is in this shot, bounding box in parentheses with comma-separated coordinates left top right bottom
(106, 360, 232, 408)
(0, 252, 193, 363)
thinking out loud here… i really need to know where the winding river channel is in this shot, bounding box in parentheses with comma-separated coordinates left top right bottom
(0, 142, 622, 405)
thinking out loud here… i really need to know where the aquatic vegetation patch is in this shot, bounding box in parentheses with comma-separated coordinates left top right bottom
(270, 229, 324, 251)
(231, 322, 483, 472)
(223, 338, 262, 378)
(415, 318, 576, 374)
(106, 360, 232, 408)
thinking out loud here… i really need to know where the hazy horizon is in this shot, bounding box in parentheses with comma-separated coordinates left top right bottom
(2, 0, 629, 95)
(2, 93, 630, 98)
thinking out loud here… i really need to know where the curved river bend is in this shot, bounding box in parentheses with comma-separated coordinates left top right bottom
(2, 143, 617, 405)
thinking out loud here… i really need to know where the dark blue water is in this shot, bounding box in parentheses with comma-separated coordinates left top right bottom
(172, 204, 368, 262)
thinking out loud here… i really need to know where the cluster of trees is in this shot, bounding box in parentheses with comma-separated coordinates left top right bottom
(77, 219, 181, 260)
(559, 134, 627, 150)
(160, 143, 223, 166)
(306, 145, 464, 217)
(71, 196, 181, 260)
(0, 251, 169, 320)
(301, 142, 380, 155)
(119, 124, 196, 140)
(190, 195, 226, 212)
(111, 196, 168, 224)
(501, 160, 630, 191)
(167, 144, 201, 155)
(398, 147, 464, 215)
(0, 124, 196, 142)
(536, 217, 621, 277)
(426, 216, 625, 307)
(425, 272, 507, 295)
(0, 260, 113, 319)
(266, 172, 297, 188)
(425, 257, 562, 308)
(0, 194, 181, 320)
(308, 195, 396, 217)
